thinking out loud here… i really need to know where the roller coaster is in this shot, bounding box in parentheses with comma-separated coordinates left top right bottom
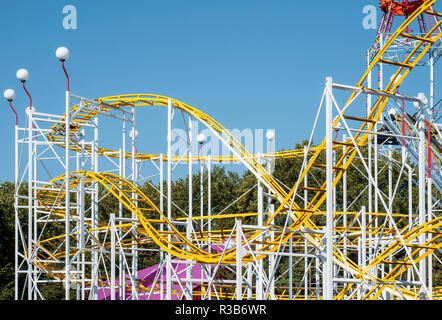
(5, 0, 442, 300)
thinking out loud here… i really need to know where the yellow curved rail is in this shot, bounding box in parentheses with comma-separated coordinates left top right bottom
(33, 0, 442, 300)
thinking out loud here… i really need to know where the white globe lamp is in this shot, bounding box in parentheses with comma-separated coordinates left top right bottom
(197, 133, 207, 144)
(390, 73, 403, 88)
(56, 47, 70, 62)
(16, 69, 29, 82)
(129, 129, 139, 140)
(4, 89, 16, 101)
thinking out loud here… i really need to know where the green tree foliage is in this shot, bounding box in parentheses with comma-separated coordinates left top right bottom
(0, 142, 440, 299)
(0, 181, 15, 299)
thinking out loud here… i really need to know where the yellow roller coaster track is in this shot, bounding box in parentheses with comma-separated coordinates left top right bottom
(34, 170, 441, 299)
(33, 0, 441, 299)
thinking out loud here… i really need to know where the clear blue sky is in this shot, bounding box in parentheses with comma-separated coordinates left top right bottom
(0, 1, 437, 181)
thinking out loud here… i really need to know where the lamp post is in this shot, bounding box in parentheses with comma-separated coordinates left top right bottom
(16, 69, 36, 140)
(4, 89, 17, 125)
(56, 46, 71, 91)
(16, 68, 32, 109)
(196, 133, 206, 296)
(266, 130, 275, 153)
(56, 46, 72, 300)
(197, 133, 206, 228)
(16, 67, 36, 299)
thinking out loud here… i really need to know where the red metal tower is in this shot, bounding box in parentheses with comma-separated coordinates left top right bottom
(379, 0, 436, 34)
(369, 0, 442, 70)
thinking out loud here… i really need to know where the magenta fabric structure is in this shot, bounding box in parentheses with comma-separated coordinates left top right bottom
(96, 244, 226, 300)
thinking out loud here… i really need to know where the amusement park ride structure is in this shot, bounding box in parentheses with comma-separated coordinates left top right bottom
(3, 0, 442, 300)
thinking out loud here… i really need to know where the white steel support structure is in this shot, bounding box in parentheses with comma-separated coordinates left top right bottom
(13, 88, 142, 300)
(166, 99, 173, 300)
(236, 218, 243, 300)
(324, 76, 334, 300)
(417, 94, 428, 299)
(256, 154, 264, 300)
(11, 60, 439, 301)
(14, 120, 19, 300)
(186, 115, 193, 300)
(217, 74, 442, 301)
(12, 75, 440, 301)
(64, 89, 71, 300)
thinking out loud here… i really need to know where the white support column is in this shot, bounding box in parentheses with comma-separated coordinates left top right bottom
(366, 50, 373, 117)
(110, 213, 116, 300)
(357, 238, 362, 300)
(373, 120, 379, 279)
(32, 126, 37, 301)
(166, 99, 173, 300)
(268, 204, 275, 299)
(342, 134, 348, 264)
(302, 146, 309, 300)
(361, 206, 367, 271)
(130, 108, 138, 299)
(207, 154, 212, 300)
(388, 146, 393, 215)
(236, 219, 242, 301)
(315, 255, 320, 300)
(79, 176, 85, 300)
(91, 117, 99, 300)
(200, 153, 204, 233)
(186, 115, 193, 300)
(257, 154, 263, 220)
(366, 51, 373, 270)
(118, 149, 124, 300)
(375, 39, 382, 281)
(74, 132, 80, 301)
(14, 123, 18, 300)
(256, 154, 264, 300)
(188, 117, 193, 222)
(119, 115, 127, 300)
(207, 155, 212, 239)
(428, 52, 434, 301)
(247, 262, 252, 300)
(159, 154, 164, 300)
(26, 111, 33, 300)
(324, 76, 334, 300)
(417, 93, 428, 300)
(388, 146, 393, 280)
(75, 126, 82, 299)
(199, 146, 205, 298)
(408, 165, 413, 232)
(64, 90, 71, 300)
(407, 164, 413, 289)
(430, 53, 434, 122)
(289, 224, 293, 300)
(427, 176, 433, 300)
